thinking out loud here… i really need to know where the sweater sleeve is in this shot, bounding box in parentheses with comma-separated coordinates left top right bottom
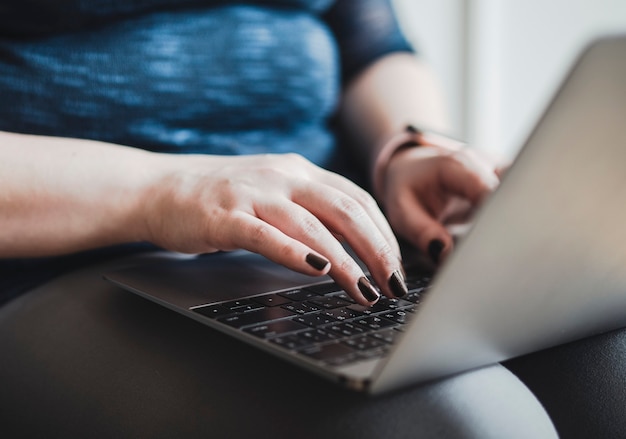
(322, 0, 416, 85)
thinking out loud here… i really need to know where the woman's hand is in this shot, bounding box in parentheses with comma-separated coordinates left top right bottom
(338, 52, 504, 265)
(379, 145, 501, 264)
(0, 131, 408, 305)
(144, 153, 408, 305)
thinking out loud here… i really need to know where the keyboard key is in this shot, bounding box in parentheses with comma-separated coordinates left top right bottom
(221, 299, 265, 313)
(323, 307, 363, 322)
(380, 310, 412, 325)
(404, 292, 422, 304)
(405, 275, 431, 287)
(370, 297, 414, 312)
(304, 282, 342, 295)
(343, 336, 385, 351)
(282, 301, 322, 315)
(192, 304, 232, 319)
(293, 313, 336, 328)
(328, 322, 366, 337)
(244, 319, 307, 339)
(270, 329, 338, 351)
(270, 334, 312, 350)
(347, 304, 376, 316)
(217, 307, 296, 329)
(251, 293, 292, 307)
(307, 296, 350, 310)
(329, 291, 356, 303)
(369, 328, 403, 344)
(297, 328, 338, 344)
(278, 289, 319, 302)
(354, 316, 396, 331)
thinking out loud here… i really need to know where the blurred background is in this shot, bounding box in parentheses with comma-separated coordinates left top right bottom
(394, 0, 626, 160)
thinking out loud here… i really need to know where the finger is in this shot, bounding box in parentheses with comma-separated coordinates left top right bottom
(291, 184, 407, 300)
(495, 163, 511, 179)
(391, 191, 454, 266)
(470, 147, 511, 175)
(439, 154, 498, 205)
(223, 213, 332, 277)
(314, 169, 402, 260)
(438, 196, 475, 224)
(445, 149, 500, 202)
(254, 201, 383, 305)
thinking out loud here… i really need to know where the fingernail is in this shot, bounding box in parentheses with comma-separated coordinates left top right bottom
(358, 277, 380, 303)
(388, 270, 408, 297)
(406, 124, 420, 134)
(306, 253, 329, 271)
(428, 239, 445, 264)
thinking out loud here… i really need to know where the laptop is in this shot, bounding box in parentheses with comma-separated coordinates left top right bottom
(105, 35, 626, 394)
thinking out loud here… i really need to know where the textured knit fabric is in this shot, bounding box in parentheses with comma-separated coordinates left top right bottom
(0, 0, 414, 304)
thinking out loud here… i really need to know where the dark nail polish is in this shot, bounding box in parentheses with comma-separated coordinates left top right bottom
(406, 124, 420, 134)
(397, 140, 421, 149)
(388, 271, 408, 297)
(358, 277, 380, 303)
(428, 239, 445, 264)
(306, 253, 329, 271)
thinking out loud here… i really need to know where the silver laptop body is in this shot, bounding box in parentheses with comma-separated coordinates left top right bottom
(105, 35, 626, 394)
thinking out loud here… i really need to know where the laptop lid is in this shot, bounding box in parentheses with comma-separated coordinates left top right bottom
(371, 35, 626, 393)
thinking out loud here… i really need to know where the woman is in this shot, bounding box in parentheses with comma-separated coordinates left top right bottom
(0, 0, 498, 306)
(0, 2, 565, 438)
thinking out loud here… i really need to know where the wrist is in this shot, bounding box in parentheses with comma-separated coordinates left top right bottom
(129, 151, 186, 245)
(137, 153, 226, 247)
(372, 124, 465, 200)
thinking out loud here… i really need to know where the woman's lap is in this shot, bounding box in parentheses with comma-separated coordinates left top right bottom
(505, 328, 626, 438)
(0, 252, 557, 438)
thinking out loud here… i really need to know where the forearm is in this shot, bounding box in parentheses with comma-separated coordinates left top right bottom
(0, 130, 412, 303)
(0, 131, 163, 257)
(339, 52, 450, 177)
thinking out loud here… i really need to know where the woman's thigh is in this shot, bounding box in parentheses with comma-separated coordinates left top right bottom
(0, 253, 557, 439)
(506, 327, 626, 439)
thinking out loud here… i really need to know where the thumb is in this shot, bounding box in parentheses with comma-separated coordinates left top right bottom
(442, 151, 500, 202)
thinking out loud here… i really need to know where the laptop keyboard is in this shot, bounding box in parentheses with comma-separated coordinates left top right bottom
(192, 275, 431, 368)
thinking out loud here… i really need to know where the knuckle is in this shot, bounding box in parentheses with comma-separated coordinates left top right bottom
(301, 215, 324, 237)
(283, 152, 308, 167)
(374, 244, 396, 265)
(336, 256, 355, 275)
(211, 178, 243, 210)
(247, 224, 270, 246)
(352, 187, 377, 209)
(333, 196, 366, 221)
(278, 241, 299, 261)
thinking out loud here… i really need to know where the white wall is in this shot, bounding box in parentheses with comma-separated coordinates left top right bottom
(394, 0, 467, 139)
(395, 0, 626, 159)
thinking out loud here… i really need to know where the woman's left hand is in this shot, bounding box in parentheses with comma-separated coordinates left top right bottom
(379, 145, 501, 264)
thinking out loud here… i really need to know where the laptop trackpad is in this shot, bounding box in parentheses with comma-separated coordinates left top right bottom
(105, 250, 324, 309)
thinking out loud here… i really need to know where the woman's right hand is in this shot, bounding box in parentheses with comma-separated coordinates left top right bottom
(143, 152, 408, 305)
